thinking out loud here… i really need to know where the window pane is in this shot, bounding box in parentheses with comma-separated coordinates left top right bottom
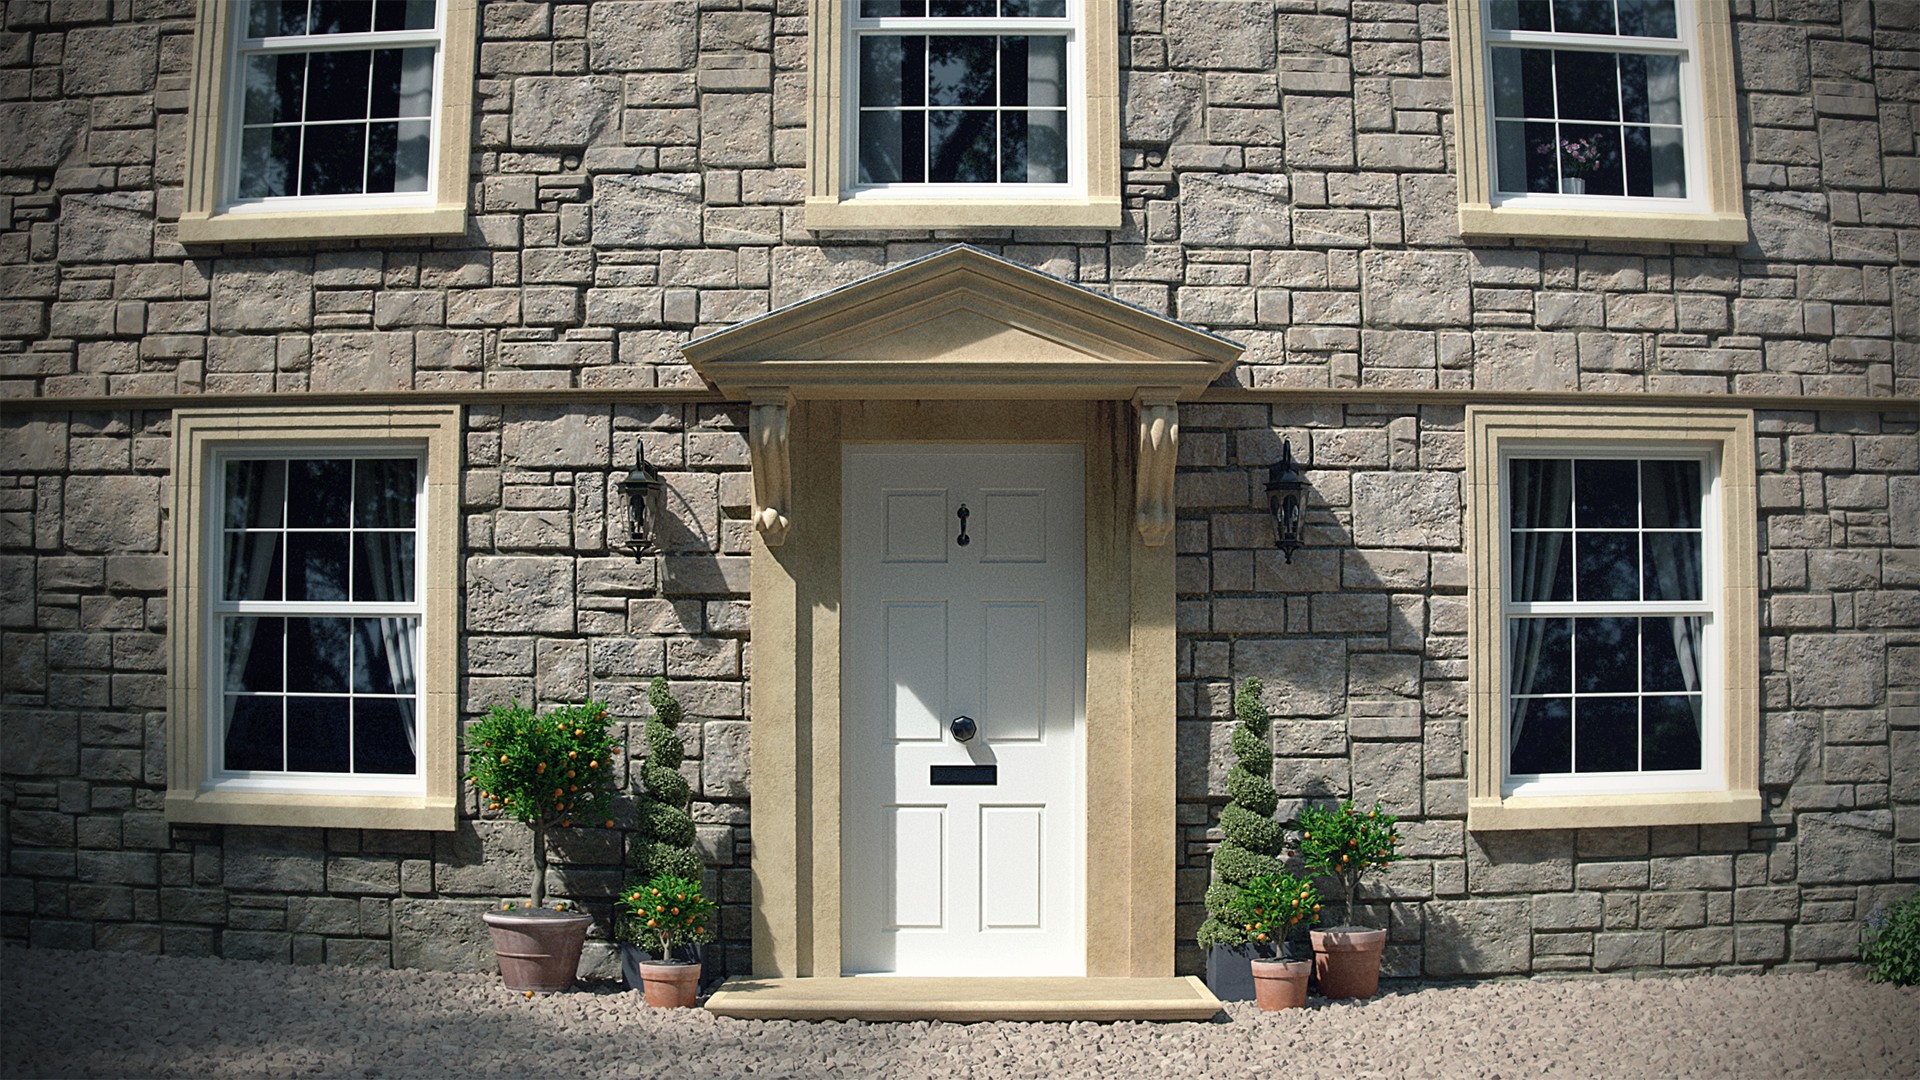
(1494, 120, 1530, 193)
(286, 696, 352, 771)
(310, 0, 373, 35)
(1552, 0, 1616, 34)
(1619, 54, 1680, 125)
(238, 127, 299, 199)
(224, 616, 285, 692)
(1556, 51, 1620, 121)
(1642, 616, 1701, 693)
(859, 109, 922, 183)
(1510, 459, 1571, 528)
(353, 533, 416, 602)
(861, 0, 926, 16)
(225, 460, 287, 529)
(370, 47, 435, 118)
(249, 0, 309, 37)
(1510, 697, 1571, 774)
(1574, 616, 1637, 693)
(286, 532, 350, 602)
(353, 458, 419, 528)
(1003, 0, 1066, 15)
(353, 617, 417, 695)
(1008, 109, 1066, 183)
(286, 617, 351, 693)
(1642, 533, 1702, 601)
(1641, 695, 1701, 770)
(1521, 120, 1559, 191)
(1575, 531, 1639, 601)
(1641, 457, 1704, 524)
(288, 460, 352, 527)
(1574, 696, 1638, 772)
(223, 530, 284, 601)
(368, 119, 432, 193)
(224, 695, 284, 771)
(353, 697, 417, 774)
(1574, 459, 1638, 527)
(929, 109, 996, 182)
(300, 123, 368, 195)
(307, 50, 373, 122)
(928, 36, 995, 107)
(1509, 617, 1572, 696)
(1003, 35, 1064, 108)
(930, 0, 994, 14)
(1562, 124, 1623, 195)
(243, 54, 305, 125)
(1617, 0, 1677, 37)
(1519, 49, 1555, 116)
(374, 0, 436, 32)
(1647, 126, 1686, 197)
(1491, 49, 1526, 117)
(860, 36, 924, 107)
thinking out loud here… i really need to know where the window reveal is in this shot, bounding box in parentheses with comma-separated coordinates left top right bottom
(1504, 457, 1709, 783)
(216, 456, 422, 778)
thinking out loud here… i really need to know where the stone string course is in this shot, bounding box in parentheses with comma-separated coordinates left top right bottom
(1, 0, 1916, 981)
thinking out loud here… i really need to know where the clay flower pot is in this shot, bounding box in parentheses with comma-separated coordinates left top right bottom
(640, 959, 702, 1008)
(1249, 957, 1311, 1011)
(1310, 927, 1387, 1000)
(482, 907, 594, 992)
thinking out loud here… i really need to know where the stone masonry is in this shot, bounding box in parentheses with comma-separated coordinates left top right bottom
(1, 0, 1915, 982)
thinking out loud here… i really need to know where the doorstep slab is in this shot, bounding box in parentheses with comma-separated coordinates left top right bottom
(703, 975, 1223, 1022)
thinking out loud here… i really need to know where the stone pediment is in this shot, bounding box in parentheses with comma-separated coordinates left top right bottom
(681, 245, 1242, 401)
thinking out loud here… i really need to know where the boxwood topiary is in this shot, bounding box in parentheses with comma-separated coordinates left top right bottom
(620, 677, 702, 946)
(1197, 678, 1287, 950)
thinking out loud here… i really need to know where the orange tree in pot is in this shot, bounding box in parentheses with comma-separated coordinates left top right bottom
(621, 874, 716, 1008)
(466, 701, 621, 993)
(1298, 800, 1401, 1000)
(1236, 871, 1321, 1012)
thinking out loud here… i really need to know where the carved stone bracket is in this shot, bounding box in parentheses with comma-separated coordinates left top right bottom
(748, 395, 792, 546)
(1134, 391, 1179, 547)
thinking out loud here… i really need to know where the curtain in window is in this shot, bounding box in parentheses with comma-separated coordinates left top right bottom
(1507, 464, 1571, 750)
(1647, 466, 1703, 726)
(361, 532, 418, 760)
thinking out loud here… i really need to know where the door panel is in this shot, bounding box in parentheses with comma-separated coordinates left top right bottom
(843, 444, 1085, 976)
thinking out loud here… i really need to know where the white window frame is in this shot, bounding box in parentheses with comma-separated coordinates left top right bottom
(167, 406, 461, 831)
(844, 5, 1084, 202)
(179, 0, 477, 243)
(204, 445, 428, 798)
(1447, 0, 1747, 244)
(1483, 8, 1706, 213)
(806, 0, 1121, 230)
(1499, 446, 1723, 799)
(1465, 406, 1761, 831)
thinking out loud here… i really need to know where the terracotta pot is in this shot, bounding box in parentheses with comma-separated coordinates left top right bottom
(1310, 927, 1387, 1000)
(619, 942, 706, 992)
(640, 959, 702, 1008)
(1249, 957, 1310, 1011)
(481, 908, 594, 992)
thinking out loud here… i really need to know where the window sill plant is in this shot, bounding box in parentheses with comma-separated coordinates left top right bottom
(466, 700, 621, 993)
(1299, 799, 1401, 1000)
(621, 874, 716, 1008)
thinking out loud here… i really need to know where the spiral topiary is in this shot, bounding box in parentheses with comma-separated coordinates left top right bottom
(1197, 677, 1288, 949)
(620, 677, 702, 946)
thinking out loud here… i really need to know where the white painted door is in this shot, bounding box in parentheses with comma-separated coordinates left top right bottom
(842, 444, 1085, 976)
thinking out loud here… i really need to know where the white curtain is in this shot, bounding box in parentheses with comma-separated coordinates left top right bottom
(1507, 461, 1571, 752)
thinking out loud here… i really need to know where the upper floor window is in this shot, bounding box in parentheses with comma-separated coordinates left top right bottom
(179, 0, 477, 243)
(1447, 0, 1747, 244)
(807, 0, 1120, 230)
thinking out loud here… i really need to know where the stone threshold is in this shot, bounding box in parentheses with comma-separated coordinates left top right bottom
(703, 975, 1223, 1022)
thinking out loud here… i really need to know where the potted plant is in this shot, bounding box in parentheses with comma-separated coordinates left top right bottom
(620, 874, 716, 1008)
(1539, 134, 1603, 194)
(617, 677, 710, 992)
(1196, 678, 1290, 1001)
(466, 700, 621, 992)
(1299, 800, 1400, 1000)
(1235, 870, 1321, 1012)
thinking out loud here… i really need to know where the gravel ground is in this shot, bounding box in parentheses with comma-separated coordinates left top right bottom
(3, 946, 1916, 1079)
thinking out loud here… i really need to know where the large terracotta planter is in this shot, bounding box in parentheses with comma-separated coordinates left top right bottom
(639, 959, 702, 1008)
(482, 908, 594, 992)
(1250, 957, 1311, 1011)
(1310, 927, 1387, 1000)
(1204, 941, 1277, 1002)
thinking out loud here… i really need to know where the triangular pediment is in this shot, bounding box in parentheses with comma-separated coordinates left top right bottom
(681, 246, 1242, 400)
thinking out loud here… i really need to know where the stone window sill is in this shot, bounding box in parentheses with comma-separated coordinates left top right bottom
(804, 196, 1123, 232)
(1468, 790, 1763, 831)
(177, 206, 467, 245)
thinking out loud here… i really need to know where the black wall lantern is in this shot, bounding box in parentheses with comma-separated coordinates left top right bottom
(1265, 439, 1308, 563)
(616, 445, 664, 555)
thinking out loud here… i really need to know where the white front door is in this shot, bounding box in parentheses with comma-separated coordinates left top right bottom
(841, 444, 1085, 976)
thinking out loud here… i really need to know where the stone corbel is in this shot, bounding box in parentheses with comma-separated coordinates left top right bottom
(747, 392, 792, 546)
(1134, 389, 1180, 547)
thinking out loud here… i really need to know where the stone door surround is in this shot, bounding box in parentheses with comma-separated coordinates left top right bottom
(683, 246, 1242, 977)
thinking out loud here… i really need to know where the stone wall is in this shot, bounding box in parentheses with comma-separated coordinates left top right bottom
(2, 0, 1915, 979)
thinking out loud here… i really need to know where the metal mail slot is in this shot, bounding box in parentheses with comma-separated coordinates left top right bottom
(929, 765, 998, 786)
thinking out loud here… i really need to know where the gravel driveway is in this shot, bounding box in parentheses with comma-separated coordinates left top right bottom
(3, 945, 1915, 1079)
